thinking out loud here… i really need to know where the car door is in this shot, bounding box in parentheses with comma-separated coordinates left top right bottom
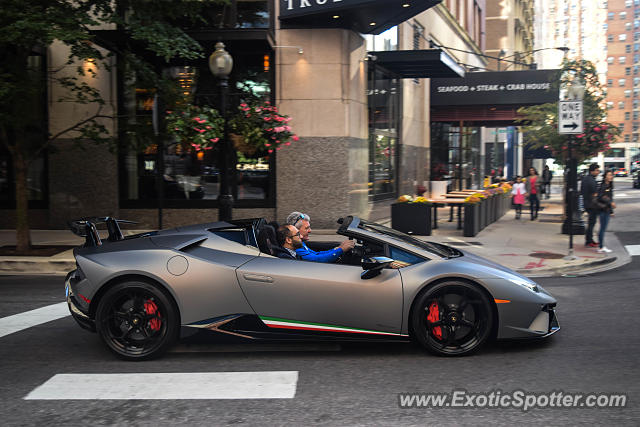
(236, 256, 404, 337)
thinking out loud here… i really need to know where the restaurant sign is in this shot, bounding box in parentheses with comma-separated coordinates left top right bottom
(430, 70, 561, 106)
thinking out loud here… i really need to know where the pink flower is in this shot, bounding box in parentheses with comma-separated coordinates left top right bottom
(292, 135, 299, 141)
(601, 125, 608, 130)
(276, 147, 282, 151)
(268, 149, 273, 153)
(240, 103, 248, 107)
(174, 127, 180, 131)
(206, 126, 212, 129)
(576, 134, 585, 138)
(594, 127, 601, 132)
(210, 138, 219, 143)
(284, 125, 291, 131)
(204, 147, 213, 150)
(285, 142, 291, 146)
(265, 143, 271, 147)
(166, 110, 172, 114)
(274, 126, 285, 133)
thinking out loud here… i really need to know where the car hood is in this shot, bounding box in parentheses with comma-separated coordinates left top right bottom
(457, 248, 531, 281)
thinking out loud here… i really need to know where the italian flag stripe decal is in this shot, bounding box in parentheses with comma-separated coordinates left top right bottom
(259, 316, 407, 337)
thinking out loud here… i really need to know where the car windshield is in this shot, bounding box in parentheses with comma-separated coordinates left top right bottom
(357, 220, 454, 258)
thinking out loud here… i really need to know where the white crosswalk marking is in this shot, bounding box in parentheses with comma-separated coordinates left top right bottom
(24, 372, 299, 400)
(625, 245, 640, 256)
(0, 302, 68, 339)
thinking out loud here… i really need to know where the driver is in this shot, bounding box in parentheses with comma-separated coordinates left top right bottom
(285, 211, 355, 263)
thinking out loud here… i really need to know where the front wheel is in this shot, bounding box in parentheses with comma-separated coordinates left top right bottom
(411, 281, 494, 356)
(95, 281, 179, 360)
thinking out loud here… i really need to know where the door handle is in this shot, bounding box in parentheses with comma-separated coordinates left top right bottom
(243, 274, 274, 283)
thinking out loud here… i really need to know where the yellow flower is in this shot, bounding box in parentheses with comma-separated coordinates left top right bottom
(411, 196, 432, 203)
(397, 195, 413, 203)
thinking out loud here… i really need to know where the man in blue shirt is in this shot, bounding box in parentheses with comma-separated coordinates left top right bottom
(286, 212, 355, 262)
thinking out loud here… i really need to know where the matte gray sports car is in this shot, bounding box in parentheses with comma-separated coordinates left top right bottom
(65, 216, 559, 360)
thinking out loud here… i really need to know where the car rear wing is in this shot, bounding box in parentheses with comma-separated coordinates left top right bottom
(68, 217, 137, 247)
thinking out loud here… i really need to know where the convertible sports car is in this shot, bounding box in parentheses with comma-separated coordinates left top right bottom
(65, 216, 559, 360)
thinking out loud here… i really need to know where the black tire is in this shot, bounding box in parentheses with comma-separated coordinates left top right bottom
(411, 281, 494, 356)
(95, 281, 179, 361)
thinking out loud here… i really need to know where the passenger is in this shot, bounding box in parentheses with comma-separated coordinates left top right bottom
(274, 225, 303, 260)
(285, 212, 355, 262)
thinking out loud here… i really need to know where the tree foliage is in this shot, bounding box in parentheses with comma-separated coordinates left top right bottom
(0, 0, 227, 251)
(517, 59, 621, 166)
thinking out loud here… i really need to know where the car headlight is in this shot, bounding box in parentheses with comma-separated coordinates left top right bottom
(508, 277, 539, 293)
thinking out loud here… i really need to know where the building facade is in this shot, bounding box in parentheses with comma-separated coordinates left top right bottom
(604, 0, 640, 170)
(3, 0, 489, 230)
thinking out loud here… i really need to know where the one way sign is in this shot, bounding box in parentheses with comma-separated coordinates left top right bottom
(558, 101, 584, 134)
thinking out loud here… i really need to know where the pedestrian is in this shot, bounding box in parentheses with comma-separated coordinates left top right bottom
(542, 165, 553, 199)
(511, 176, 526, 219)
(525, 167, 541, 220)
(581, 163, 601, 248)
(596, 170, 616, 253)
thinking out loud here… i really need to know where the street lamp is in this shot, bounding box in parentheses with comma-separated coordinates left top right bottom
(209, 42, 234, 222)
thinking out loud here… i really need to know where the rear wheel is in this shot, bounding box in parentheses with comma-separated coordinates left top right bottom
(411, 281, 493, 356)
(95, 281, 179, 360)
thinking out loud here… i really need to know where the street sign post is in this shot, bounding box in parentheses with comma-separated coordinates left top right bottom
(558, 101, 583, 134)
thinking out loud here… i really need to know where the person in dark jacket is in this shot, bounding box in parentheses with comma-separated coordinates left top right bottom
(596, 170, 616, 253)
(542, 165, 553, 199)
(274, 225, 303, 260)
(581, 163, 601, 247)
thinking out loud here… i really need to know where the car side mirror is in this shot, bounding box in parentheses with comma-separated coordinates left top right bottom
(361, 256, 394, 280)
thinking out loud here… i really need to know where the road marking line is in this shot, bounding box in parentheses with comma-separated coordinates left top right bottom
(625, 245, 640, 256)
(0, 302, 68, 339)
(24, 372, 299, 400)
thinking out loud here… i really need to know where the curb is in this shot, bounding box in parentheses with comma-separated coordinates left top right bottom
(0, 259, 75, 275)
(516, 256, 619, 278)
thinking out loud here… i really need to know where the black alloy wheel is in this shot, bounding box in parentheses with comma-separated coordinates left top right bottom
(95, 281, 179, 360)
(412, 281, 494, 356)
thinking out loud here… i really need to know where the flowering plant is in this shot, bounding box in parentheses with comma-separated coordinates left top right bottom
(411, 196, 432, 204)
(465, 195, 482, 204)
(166, 105, 224, 151)
(397, 195, 413, 203)
(230, 101, 299, 155)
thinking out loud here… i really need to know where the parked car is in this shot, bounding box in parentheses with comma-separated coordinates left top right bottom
(614, 168, 628, 177)
(65, 216, 559, 360)
(633, 170, 640, 188)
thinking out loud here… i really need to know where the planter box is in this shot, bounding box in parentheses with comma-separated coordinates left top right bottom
(391, 203, 432, 235)
(463, 203, 480, 237)
(480, 200, 487, 229)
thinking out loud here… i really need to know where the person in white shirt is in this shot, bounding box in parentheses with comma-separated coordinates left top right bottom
(511, 176, 526, 220)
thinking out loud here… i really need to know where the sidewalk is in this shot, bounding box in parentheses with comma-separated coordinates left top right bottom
(0, 190, 630, 277)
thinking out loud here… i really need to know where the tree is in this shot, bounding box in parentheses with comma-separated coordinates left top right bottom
(517, 59, 621, 166)
(0, 0, 225, 252)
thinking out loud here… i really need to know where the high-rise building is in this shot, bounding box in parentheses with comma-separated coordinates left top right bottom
(486, 0, 535, 71)
(604, 0, 640, 169)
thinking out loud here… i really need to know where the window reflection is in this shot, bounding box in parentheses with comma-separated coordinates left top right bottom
(121, 50, 274, 206)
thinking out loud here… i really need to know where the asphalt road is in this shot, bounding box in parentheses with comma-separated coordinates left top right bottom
(0, 180, 638, 426)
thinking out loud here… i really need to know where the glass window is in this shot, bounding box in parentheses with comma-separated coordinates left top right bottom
(608, 34, 614, 42)
(620, 78, 627, 86)
(119, 49, 276, 208)
(625, 89, 632, 97)
(634, 111, 639, 119)
(622, 12, 628, 20)
(620, 56, 627, 64)
(368, 65, 400, 200)
(626, 111, 631, 120)
(608, 56, 615, 64)
(608, 12, 615, 20)
(621, 34, 628, 41)
(608, 79, 613, 86)
(627, 45, 633, 53)
(620, 101, 626, 109)
(627, 67, 632, 75)
(626, 134, 631, 142)
(389, 246, 425, 266)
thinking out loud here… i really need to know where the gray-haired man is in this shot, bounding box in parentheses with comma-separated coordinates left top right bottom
(286, 211, 354, 262)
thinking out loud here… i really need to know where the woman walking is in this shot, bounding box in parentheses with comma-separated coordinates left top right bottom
(511, 176, 526, 219)
(525, 167, 541, 220)
(596, 170, 616, 253)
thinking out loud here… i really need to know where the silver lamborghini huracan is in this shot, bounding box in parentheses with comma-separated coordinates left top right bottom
(65, 216, 559, 360)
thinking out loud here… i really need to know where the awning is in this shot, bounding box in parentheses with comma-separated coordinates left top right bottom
(369, 49, 465, 79)
(279, 0, 443, 35)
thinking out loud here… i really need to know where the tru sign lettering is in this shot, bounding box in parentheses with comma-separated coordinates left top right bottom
(285, 0, 343, 9)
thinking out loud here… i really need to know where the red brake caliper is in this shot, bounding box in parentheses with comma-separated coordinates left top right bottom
(144, 299, 162, 332)
(427, 301, 442, 340)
